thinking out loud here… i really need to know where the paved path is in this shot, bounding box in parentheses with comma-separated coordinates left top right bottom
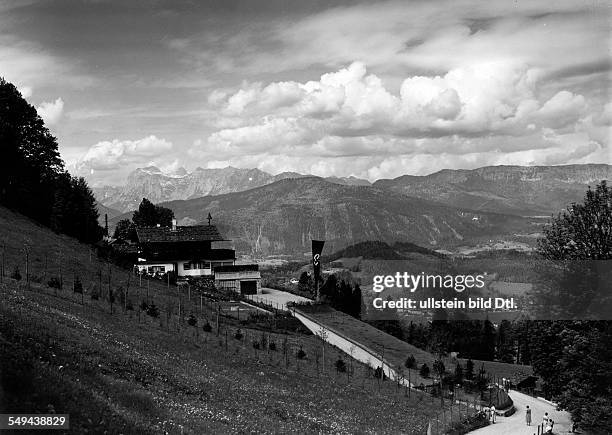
(469, 390, 572, 435)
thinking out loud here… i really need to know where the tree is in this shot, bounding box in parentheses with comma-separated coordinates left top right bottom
(0, 78, 63, 224)
(296, 346, 306, 359)
(351, 284, 362, 319)
(454, 363, 464, 385)
(0, 78, 103, 243)
(10, 266, 21, 281)
(73, 276, 83, 294)
(479, 319, 496, 361)
(132, 198, 174, 227)
(114, 219, 137, 241)
(146, 302, 160, 318)
(297, 271, 312, 294)
(531, 181, 612, 433)
(465, 359, 474, 380)
(538, 181, 611, 261)
(187, 314, 197, 327)
(433, 359, 445, 378)
(405, 355, 416, 369)
(419, 363, 430, 379)
(496, 320, 515, 363)
(368, 295, 404, 340)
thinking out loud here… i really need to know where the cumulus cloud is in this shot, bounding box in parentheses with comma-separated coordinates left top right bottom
(36, 98, 64, 126)
(202, 61, 595, 153)
(188, 57, 610, 180)
(78, 135, 173, 171)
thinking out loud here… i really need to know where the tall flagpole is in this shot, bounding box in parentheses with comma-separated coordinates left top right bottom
(312, 240, 325, 302)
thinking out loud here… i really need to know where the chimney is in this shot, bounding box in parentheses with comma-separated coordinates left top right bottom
(172, 218, 177, 230)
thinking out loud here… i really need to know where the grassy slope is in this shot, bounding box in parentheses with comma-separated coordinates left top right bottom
(0, 206, 439, 434)
(296, 305, 436, 385)
(297, 305, 533, 385)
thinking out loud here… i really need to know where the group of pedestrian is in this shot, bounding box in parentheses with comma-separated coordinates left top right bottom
(525, 407, 554, 433)
(485, 405, 496, 424)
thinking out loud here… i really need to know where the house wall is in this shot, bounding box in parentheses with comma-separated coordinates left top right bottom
(176, 260, 212, 277)
(137, 259, 237, 277)
(136, 263, 175, 274)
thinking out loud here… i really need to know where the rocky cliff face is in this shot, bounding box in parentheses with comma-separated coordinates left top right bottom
(152, 177, 532, 255)
(94, 166, 370, 212)
(373, 164, 611, 215)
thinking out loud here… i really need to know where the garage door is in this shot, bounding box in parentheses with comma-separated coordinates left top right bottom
(240, 280, 257, 295)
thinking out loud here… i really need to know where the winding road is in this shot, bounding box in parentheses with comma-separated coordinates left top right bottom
(468, 390, 573, 435)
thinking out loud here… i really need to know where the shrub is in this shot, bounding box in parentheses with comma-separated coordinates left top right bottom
(454, 364, 464, 385)
(11, 266, 21, 281)
(117, 286, 125, 304)
(202, 321, 212, 332)
(139, 300, 148, 311)
(234, 329, 243, 340)
(260, 333, 268, 350)
(252, 340, 260, 350)
(442, 373, 455, 386)
(146, 302, 159, 318)
(445, 410, 489, 435)
(269, 341, 277, 351)
(48, 277, 61, 289)
(187, 314, 197, 327)
(433, 359, 445, 377)
(420, 363, 431, 378)
(126, 299, 134, 311)
(73, 276, 83, 294)
(296, 346, 306, 359)
(90, 290, 99, 300)
(374, 366, 387, 380)
(405, 355, 416, 369)
(335, 359, 347, 373)
(465, 359, 474, 380)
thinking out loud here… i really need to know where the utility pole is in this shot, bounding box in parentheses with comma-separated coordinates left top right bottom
(1, 240, 4, 283)
(23, 241, 31, 290)
(108, 263, 112, 314)
(216, 304, 220, 336)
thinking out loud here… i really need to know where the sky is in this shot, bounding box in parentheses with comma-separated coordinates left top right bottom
(1, 0, 611, 186)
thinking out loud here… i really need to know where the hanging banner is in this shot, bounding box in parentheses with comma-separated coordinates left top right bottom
(312, 239, 325, 284)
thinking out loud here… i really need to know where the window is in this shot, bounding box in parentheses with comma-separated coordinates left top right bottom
(147, 265, 166, 274)
(183, 263, 191, 270)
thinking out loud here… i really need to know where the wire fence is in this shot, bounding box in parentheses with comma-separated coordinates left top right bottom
(0, 240, 522, 434)
(0, 275, 446, 419)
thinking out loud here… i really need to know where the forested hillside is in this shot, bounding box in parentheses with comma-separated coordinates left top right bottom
(0, 78, 102, 243)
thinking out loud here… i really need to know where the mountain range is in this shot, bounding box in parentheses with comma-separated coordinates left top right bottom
(374, 164, 611, 216)
(94, 166, 370, 213)
(112, 177, 538, 255)
(96, 164, 609, 217)
(101, 164, 609, 255)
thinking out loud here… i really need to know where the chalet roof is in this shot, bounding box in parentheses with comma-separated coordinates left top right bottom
(136, 225, 226, 243)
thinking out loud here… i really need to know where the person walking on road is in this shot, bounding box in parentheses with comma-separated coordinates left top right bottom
(490, 405, 496, 423)
(526, 405, 532, 426)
